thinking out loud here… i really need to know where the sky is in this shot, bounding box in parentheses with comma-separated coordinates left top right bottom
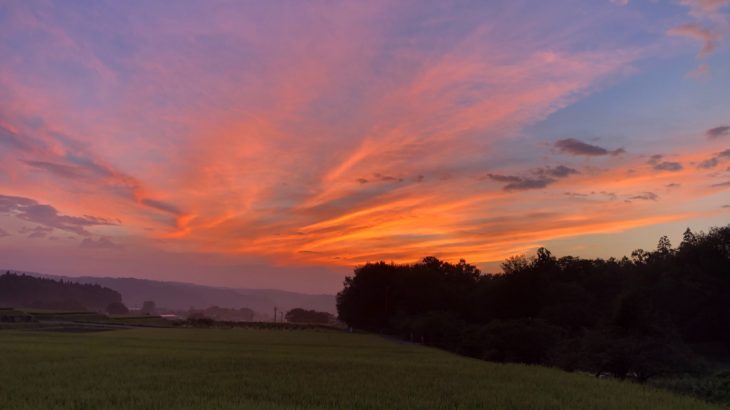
(0, 0, 729, 293)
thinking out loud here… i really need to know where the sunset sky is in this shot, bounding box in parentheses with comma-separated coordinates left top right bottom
(1, 0, 729, 292)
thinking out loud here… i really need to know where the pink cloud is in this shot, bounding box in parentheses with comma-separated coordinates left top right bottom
(668, 23, 720, 56)
(680, 0, 729, 16)
(688, 63, 711, 77)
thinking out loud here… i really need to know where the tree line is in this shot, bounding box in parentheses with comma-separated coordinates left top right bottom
(0, 272, 123, 312)
(337, 225, 730, 383)
(285, 308, 336, 324)
(187, 305, 255, 322)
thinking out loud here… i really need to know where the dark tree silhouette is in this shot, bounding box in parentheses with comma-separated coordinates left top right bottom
(187, 306, 254, 322)
(0, 272, 122, 311)
(285, 308, 334, 324)
(337, 224, 730, 383)
(106, 301, 130, 315)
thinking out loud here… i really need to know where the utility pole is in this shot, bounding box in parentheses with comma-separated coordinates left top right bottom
(273, 306, 277, 323)
(279, 311, 284, 323)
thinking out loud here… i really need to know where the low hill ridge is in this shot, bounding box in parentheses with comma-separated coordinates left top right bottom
(2, 271, 336, 316)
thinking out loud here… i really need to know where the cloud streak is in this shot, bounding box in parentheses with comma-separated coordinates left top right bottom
(555, 138, 625, 156)
(707, 126, 730, 139)
(0, 194, 114, 236)
(80, 237, 122, 250)
(486, 165, 579, 191)
(629, 192, 659, 201)
(668, 23, 719, 56)
(653, 161, 684, 172)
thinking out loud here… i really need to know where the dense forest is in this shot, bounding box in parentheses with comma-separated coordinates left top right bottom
(337, 225, 730, 385)
(0, 272, 123, 312)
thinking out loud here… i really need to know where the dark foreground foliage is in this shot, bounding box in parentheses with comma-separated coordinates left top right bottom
(337, 225, 730, 401)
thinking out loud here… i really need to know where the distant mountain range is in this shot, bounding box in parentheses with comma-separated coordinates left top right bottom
(3, 269, 336, 317)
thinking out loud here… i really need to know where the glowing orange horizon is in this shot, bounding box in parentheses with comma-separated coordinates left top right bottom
(1, 1, 729, 291)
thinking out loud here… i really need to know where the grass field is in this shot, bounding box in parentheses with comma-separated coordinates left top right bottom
(0, 308, 174, 331)
(20, 309, 174, 326)
(0, 328, 720, 409)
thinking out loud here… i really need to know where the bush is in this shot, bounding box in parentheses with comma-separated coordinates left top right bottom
(285, 308, 334, 324)
(479, 319, 563, 364)
(106, 302, 129, 315)
(398, 311, 465, 350)
(580, 328, 696, 382)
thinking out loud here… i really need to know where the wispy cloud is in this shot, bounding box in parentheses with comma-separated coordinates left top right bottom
(647, 155, 683, 172)
(554, 138, 625, 156)
(669, 0, 728, 75)
(487, 174, 555, 191)
(486, 165, 578, 191)
(629, 192, 659, 201)
(680, 0, 729, 16)
(0, 194, 114, 236)
(653, 161, 684, 172)
(706, 126, 730, 139)
(698, 157, 719, 168)
(668, 23, 720, 56)
(1, 120, 186, 227)
(80, 237, 122, 250)
(24, 160, 88, 179)
(697, 148, 730, 168)
(20, 226, 54, 239)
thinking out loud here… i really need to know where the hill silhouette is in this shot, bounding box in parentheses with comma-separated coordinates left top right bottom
(5, 274, 336, 316)
(0, 272, 122, 311)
